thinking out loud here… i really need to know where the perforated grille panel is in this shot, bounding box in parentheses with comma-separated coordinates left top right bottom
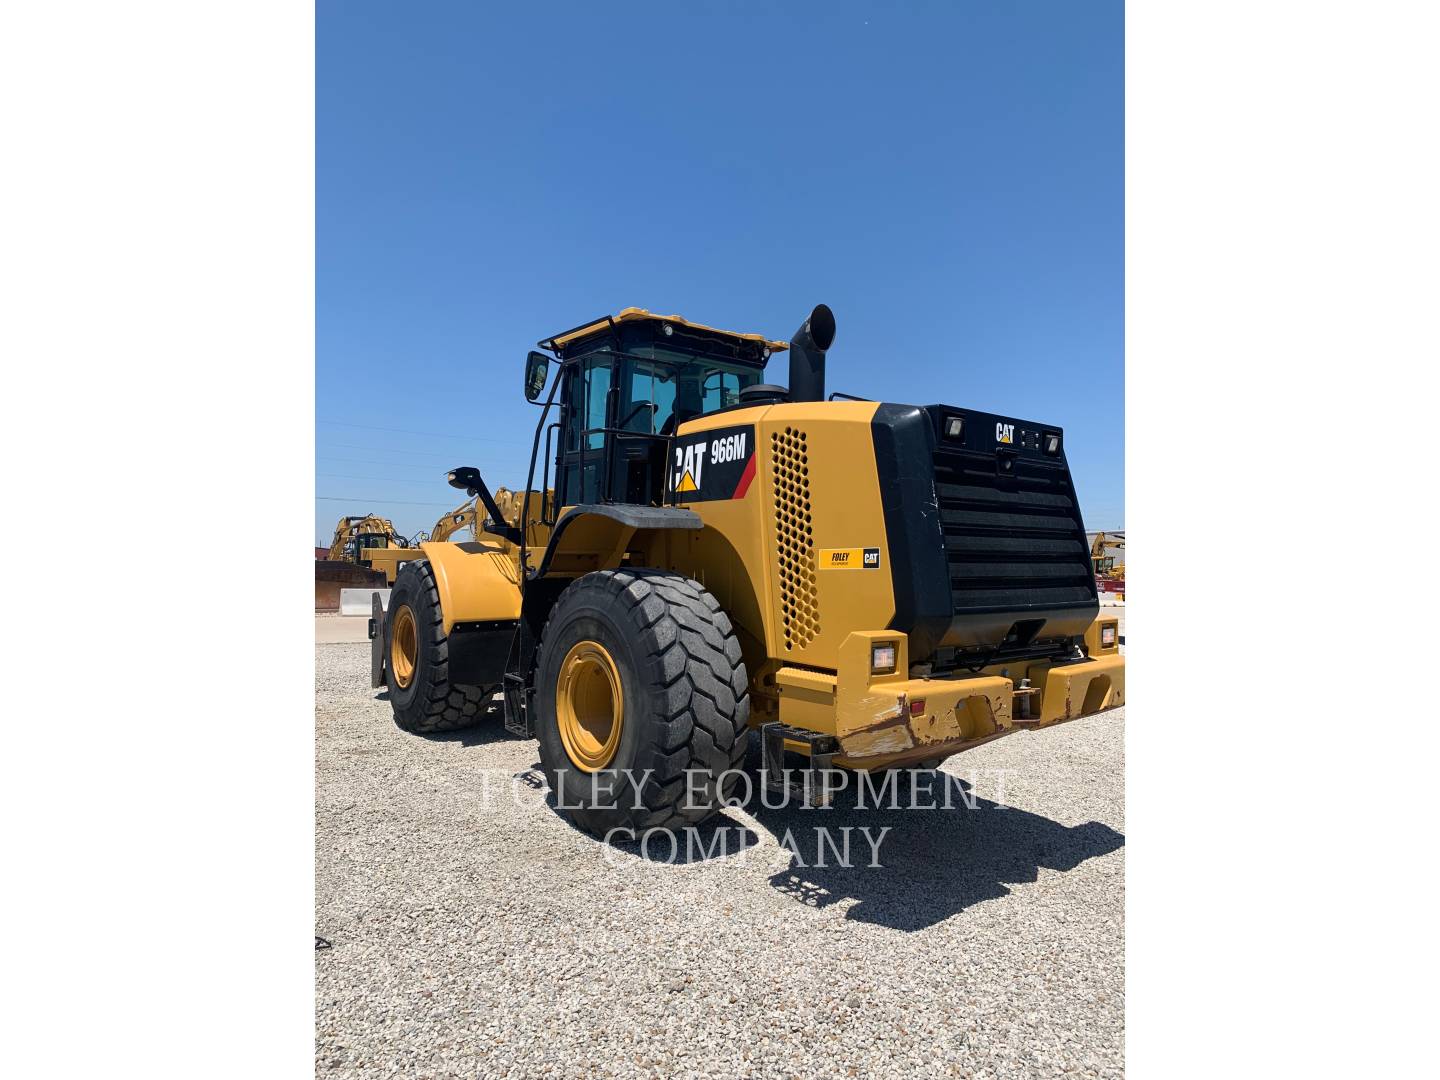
(771, 427, 818, 650)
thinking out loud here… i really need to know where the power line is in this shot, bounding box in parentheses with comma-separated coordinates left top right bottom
(316, 454, 532, 473)
(317, 495, 461, 507)
(317, 419, 513, 444)
(317, 472, 466, 486)
(320, 441, 486, 460)
(316, 455, 456, 472)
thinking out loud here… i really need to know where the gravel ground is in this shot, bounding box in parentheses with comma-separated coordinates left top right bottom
(316, 641, 1125, 1079)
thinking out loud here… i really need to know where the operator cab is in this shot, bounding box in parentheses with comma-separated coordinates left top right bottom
(351, 532, 393, 562)
(535, 308, 788, 507)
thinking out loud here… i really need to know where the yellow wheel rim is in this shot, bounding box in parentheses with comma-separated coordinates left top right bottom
(391, 604, 418, 689)
(555, 639, 624, 772)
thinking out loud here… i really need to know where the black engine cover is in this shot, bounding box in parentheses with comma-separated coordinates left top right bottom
(871, 403, 1099, 664)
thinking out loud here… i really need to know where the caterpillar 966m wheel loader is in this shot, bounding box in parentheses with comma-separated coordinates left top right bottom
(371, 305, 1124, 838)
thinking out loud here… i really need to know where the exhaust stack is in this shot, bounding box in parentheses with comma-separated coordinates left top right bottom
(787, 303, 836, 403)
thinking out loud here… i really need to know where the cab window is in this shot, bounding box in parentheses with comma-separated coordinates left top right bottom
(565, 358, 612, 451)
(627, 362, 677, 434)
(621, 347, 759, 430)
(701, 370, 744, 413)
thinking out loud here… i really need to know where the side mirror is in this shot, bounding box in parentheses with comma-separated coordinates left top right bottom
(448, 465, 481, 494)
(524, 351, 551, 402)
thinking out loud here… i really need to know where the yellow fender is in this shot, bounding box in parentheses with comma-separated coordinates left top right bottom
(419, 541, 523, 633)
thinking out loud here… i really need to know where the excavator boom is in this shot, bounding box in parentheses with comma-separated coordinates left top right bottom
(418, 499, 478, 545)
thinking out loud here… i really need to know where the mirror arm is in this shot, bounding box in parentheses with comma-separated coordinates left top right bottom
(472, 480, 521, 544)
(447, 466, 521, 543)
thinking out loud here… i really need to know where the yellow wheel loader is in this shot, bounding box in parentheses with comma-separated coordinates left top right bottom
(371, 305, 1124, 838)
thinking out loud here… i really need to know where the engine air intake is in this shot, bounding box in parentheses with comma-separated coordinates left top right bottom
(771, 427, 818, 650)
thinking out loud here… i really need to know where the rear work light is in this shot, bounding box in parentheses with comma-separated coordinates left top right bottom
(871, 642, 897, 674)
(1101, 623, 1117, 647)
(1043, 432, 1061, 456)
(943, 415, 965, 441)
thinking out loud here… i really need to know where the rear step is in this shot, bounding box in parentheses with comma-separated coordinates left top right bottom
(761, 722, 839, 808)
(502, 672, 532, 737)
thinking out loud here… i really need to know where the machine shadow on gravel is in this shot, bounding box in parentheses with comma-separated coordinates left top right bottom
(579, 809, 762, 865)
(747, 767, 1124, 931)
(374, 692, 511, 747)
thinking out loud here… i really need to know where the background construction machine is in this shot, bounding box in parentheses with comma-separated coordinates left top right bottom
(409, 497, 479, 545)
(321, 514, 415, 584)
(371, 305, 1124, 838)
(326, 514, 409, 565)
(316, 500, 486, 611)
(316, 514, 409, 610)
(1091, 531, 1125, 592)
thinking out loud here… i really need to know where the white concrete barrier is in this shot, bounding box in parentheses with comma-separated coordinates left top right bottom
(340, 588, 390, 616)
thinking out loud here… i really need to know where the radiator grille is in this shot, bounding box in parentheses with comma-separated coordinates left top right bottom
(771, 427, 817, 650)
(933, 447, 1095, 614)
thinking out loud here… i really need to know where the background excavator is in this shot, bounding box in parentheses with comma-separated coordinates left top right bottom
(1091, 531, 1125, 592)
(408, 497, 478, 545)
(316, 514, 408, 610)
(326, 514, 408, 563)
(315, 500, 489, 611)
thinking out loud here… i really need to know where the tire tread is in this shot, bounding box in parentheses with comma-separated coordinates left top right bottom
(534, 568, 749, 834)
(389, 561, 492, 734)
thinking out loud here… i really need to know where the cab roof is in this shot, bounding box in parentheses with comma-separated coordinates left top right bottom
(538, 307, 789, 355)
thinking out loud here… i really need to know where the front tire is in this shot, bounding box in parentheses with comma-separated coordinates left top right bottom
(533, 569, 749, 838)
(385, 560, 494, 734)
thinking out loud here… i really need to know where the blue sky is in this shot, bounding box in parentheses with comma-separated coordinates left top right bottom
(317, 0, 1123, 544)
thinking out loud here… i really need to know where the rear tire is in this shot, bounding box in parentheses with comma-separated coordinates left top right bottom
(533, 569, 749, 838)
(385, 560, 494, 734)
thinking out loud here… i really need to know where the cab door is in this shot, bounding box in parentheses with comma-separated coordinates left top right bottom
(614, 359, 677, 505)
(556, 355, 615, 506)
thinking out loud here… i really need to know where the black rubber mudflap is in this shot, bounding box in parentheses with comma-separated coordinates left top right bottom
(370, 591, 386, 689)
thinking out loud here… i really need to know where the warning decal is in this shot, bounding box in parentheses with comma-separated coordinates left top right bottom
(667, 424, 756, 504)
